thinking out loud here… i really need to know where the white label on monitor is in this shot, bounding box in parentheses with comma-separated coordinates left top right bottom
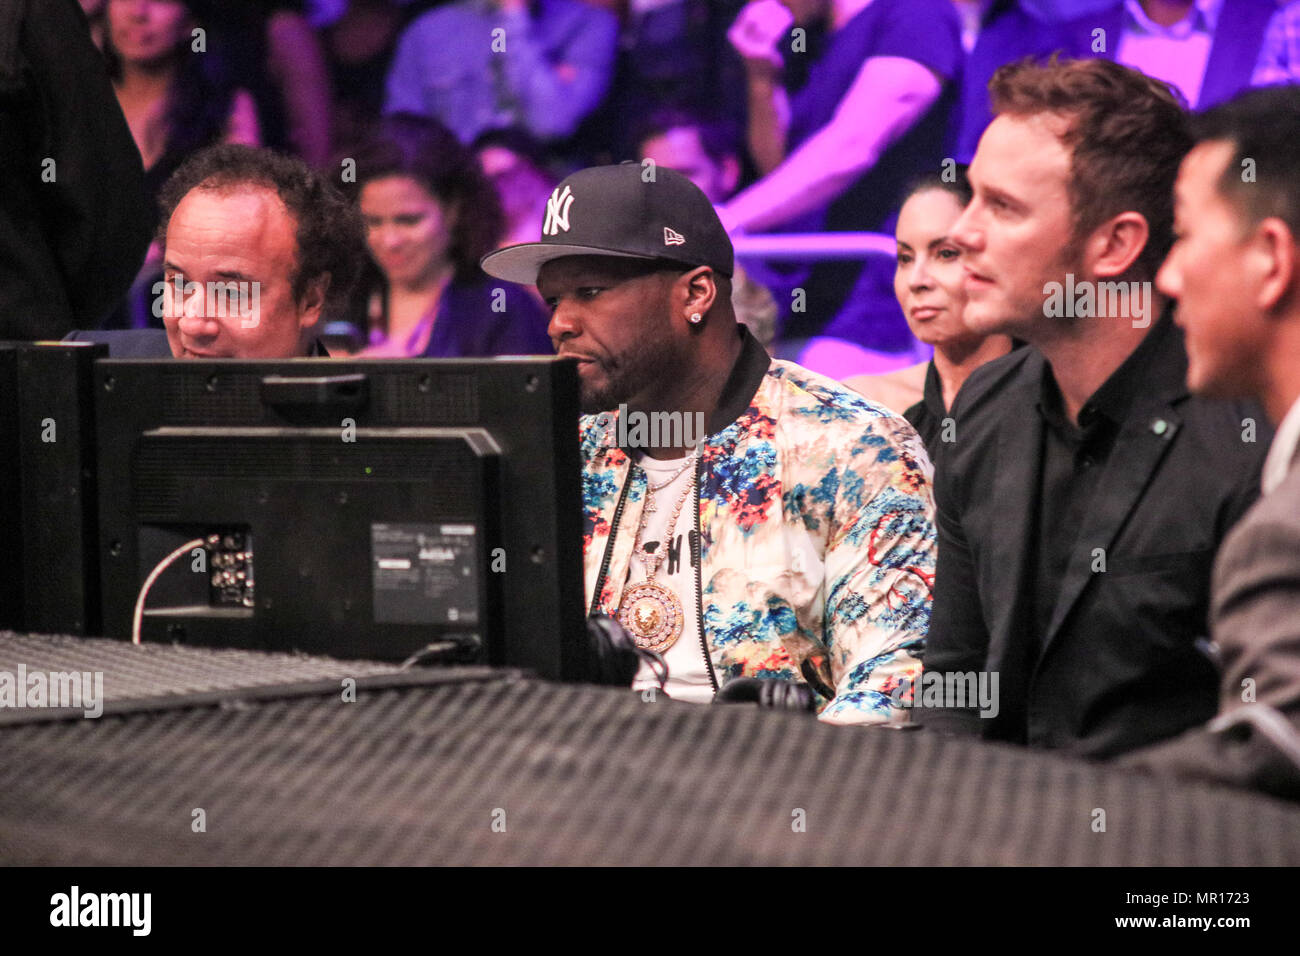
(371, 522, 478, 625)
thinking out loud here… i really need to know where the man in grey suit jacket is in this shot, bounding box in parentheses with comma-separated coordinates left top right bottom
(1123, 85, 1300, 798)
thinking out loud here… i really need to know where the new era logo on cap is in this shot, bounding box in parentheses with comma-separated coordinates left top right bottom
(664, 227, 685, 246)
(543, 185, 574, 236)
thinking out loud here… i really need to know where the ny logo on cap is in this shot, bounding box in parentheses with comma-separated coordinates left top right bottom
(543, 185, 574, 236)
(664, 227, 685, 246)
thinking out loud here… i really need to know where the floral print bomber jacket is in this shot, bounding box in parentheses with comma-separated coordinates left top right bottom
(580, 327, 937, 723)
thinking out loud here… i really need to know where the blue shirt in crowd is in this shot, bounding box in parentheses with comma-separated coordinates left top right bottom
(383, 0, 618, 144)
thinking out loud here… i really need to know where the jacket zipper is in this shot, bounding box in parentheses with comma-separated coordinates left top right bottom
(694, 455, 719, 693)
(587, 472, 631, 618)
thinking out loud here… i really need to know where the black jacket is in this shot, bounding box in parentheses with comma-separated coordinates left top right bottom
(903, 360, 944, 461)
(923, 314, 1269, 758)
(0, 0, 152, 338)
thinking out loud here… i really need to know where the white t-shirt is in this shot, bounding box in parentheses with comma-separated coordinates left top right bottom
(627, 453, 714, 703)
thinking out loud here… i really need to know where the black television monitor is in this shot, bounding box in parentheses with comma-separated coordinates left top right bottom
(93, 357, 590, 681)
(0, 341, 104, 636)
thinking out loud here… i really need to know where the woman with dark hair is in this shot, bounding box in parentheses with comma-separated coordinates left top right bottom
(338, 115, 552, 357)
(103, 0, 259, 328)
(844, 164, 1014, 456)
(107, 0, 259, 201)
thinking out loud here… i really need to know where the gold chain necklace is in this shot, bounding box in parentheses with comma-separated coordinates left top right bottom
(617, 457, 697, 653)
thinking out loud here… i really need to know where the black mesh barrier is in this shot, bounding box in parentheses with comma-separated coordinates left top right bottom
(0, 632, 405, 720)
(2, 633, 1299, 865)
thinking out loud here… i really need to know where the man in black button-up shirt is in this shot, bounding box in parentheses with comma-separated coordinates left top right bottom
(1029, 322, 1162, 651)
(921, 58, 1269, 757)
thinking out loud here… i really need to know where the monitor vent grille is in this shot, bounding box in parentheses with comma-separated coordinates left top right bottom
(376, 373, 479, 423)
(133, 439, 477, 520)
(155, 371, 481, 424)
(162, 373, 265, 424)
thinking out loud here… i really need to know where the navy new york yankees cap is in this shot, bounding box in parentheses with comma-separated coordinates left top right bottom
(479, 162, 734, 285)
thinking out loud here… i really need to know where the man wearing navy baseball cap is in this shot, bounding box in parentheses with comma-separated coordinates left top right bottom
(482, 163, 937, 723)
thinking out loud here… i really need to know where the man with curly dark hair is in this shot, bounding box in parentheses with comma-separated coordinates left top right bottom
(154, 143, 365, 358)
(68, 143, 365, 357)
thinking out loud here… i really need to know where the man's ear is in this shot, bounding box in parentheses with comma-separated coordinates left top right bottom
(297, 273, 331, 330)
(1088, 211, 1150, 279)
(1253, 217, 1298, 314)
(680, 266, 718, 322)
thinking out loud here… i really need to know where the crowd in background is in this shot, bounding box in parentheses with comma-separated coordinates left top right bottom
(60, 0, 1300, 372)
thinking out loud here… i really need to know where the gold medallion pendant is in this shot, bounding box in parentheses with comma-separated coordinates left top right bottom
(617, 580, 684, 653)
(619, 454, 697, 655)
